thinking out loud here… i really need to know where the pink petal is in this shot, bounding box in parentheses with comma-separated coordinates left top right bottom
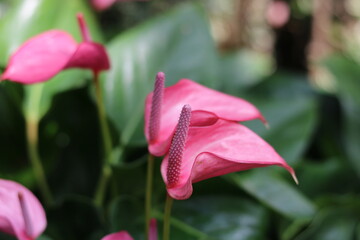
(0, 179, 47, 240)
(101, 231, 134, 240)
(65, 42, 110, 72)
(1, 30, 77, 84)
(145, 79, 266, 156)
(160, 120, 296, 200)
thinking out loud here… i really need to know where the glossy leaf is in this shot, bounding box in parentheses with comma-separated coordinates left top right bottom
(324, 55, 360, 177)
(103, 3, 219, 145)
(172, 196, 269, 240)
(219, 49, 274, 94)
(47, 196, 103, 240)
(226, 169, 316, 220)
(108, 197, 144, 239)
(297, 158, 360, 198)
(243, 72, 318, 165)
(294, 206, 359, 240)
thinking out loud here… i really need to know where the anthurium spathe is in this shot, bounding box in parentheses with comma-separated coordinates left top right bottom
(1, 13, 109, 84)
(0, 179, 46, 240)
(101, 231, 134, 240)
(161, 105, 297, 200)
(145, 73, 267, 156)
(101, 218, 158, 240)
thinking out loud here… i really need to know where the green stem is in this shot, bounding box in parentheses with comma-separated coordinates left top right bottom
(93, 71, 113, 206)
(145, 154, 155, 239)
(163, 194, 174, 240)
(26, 118, 53, 206)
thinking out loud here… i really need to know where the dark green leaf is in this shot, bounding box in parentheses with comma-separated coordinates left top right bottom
(243, 72, 318, 165)
(171, 196, 269, 240)
(226, 169, 316, 220)
(294, 203, 359, 240)
(324, 55, 360, 177)
(108, 196, 145, 239)
(47, 196, 103, 240)
(297, 158, 360, 198)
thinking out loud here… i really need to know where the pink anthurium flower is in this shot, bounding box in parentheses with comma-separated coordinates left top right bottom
(1, 13, 110, 84)
(101, 218, 157, 240)
(161, 105, 298, 200)
(101, 231, 134, 240)
(144, 72, 267, 157)
(0, 179, 47, 240)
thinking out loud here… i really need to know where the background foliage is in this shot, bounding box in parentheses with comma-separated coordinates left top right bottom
(0, 0, 359, 239)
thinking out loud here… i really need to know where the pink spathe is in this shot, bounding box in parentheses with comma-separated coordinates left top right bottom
(101, 218, 157, 240)
(145, 78, 267, 156)
(161, 118, 297, 200)
(1, 14, 110, 84)
(0, 179, 46, 240)
(101, 231, 134, 240)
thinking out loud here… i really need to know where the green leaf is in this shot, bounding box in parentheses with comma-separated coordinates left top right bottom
(294, 202, 360, 240)
(243, 72, 318, 165)
(297, 158, 360, 198)
(108, 196, 144, 239)
(226, 169, 316, 220)
(324, 55, 360, 177)
(103, 3, 219, 146)
(170, 196, 269, 240)
(23, 70, 88, 121)
(219, 49, 274, 94)
(47, 196, 103, 240)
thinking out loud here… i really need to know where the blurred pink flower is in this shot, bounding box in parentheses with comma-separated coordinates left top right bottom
(148, 218, 158, 240)
(101, 218, 157, 240)
(91, 0, 148, 11)
(161, 105, 297, 200)
(101, 231, 134, 240)
(144, 73, 267, 157)
(1, 13, 110, 84)
(266, 1, 290, 28)
(0, 179, 47, 240)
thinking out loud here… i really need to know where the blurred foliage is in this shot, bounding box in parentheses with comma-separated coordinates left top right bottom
(0, 0, 360, 240)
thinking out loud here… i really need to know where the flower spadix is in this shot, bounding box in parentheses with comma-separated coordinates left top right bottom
(0, 179, 46, 240)
(1, 13, 109, 84)
(145, 73, 267, 156)
(161, 105, 297, 200)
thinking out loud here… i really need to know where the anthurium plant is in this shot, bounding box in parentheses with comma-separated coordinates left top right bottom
(0, 1, 359, 240)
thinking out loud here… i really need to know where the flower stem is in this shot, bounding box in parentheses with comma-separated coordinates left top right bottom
(26, 118, 53, 206)
(145, 154, 155, 238)
(162, 194, 174, 240)
(93, 71, 113, 206)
